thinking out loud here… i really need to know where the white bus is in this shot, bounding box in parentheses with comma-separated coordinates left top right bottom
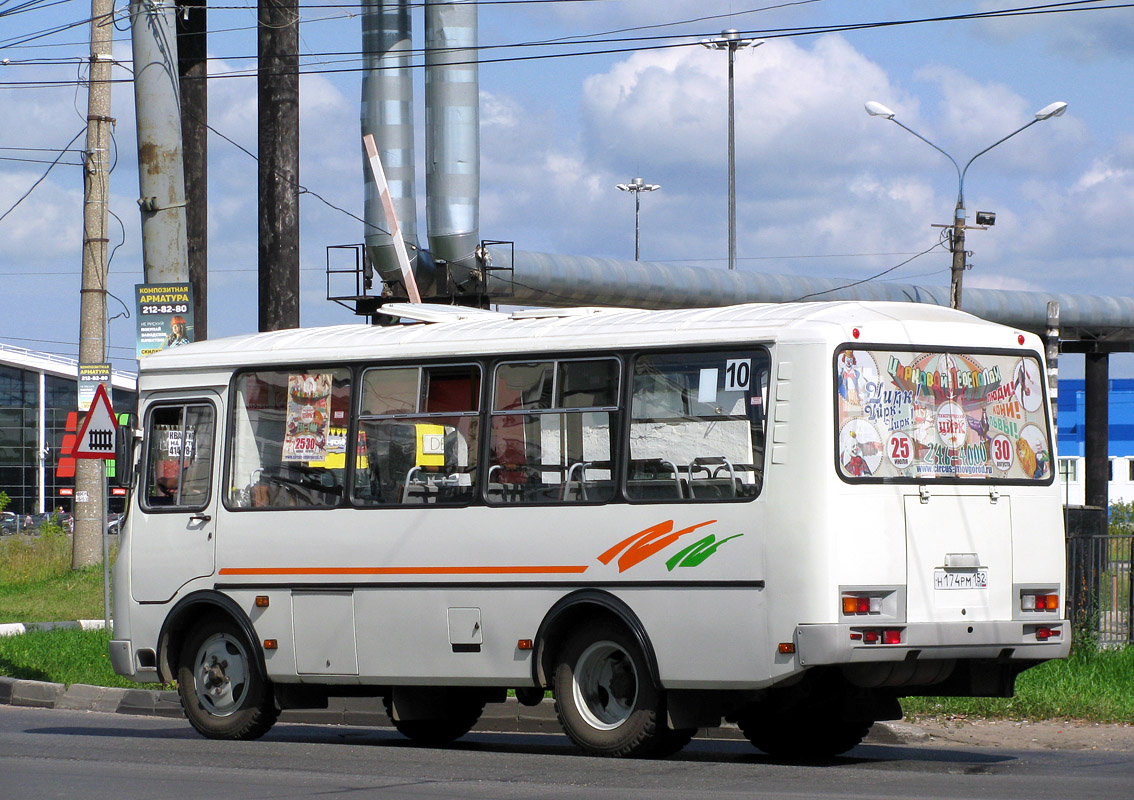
(109, 301, 1069, 758)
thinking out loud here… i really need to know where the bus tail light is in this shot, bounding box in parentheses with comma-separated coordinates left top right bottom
(1021, 591, 1059, 612)
(1035, 627, 1061, 641)
(853, 628, 903, 645)
(842, 594, 882, 615)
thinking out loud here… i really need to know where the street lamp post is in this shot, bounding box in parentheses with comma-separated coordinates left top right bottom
(702, 30, 763, 271)
(616, 177, 660, 261)
(865, 100, 1067, 309)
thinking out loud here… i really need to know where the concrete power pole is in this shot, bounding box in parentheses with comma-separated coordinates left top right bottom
(130, 0, 190, 284)
(73, 0, 116, 569)
(258, 0, 301, 331)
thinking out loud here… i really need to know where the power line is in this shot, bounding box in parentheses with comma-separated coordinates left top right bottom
(792, 240, 949, 301)
(0, 0, 74, 19)
(2, 1, 1129, 79)
(0, 126, 84, 225)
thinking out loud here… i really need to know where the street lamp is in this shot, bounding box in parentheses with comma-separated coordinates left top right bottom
(702, 30, 763, 271)
(865, 99, 1067, 309)
(616, 177, 660, 261)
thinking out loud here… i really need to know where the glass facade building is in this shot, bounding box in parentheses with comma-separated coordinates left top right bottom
(0, 344, 136, 517)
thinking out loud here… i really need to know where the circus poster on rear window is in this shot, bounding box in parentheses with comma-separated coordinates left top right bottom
(835, 348, 1052, 482)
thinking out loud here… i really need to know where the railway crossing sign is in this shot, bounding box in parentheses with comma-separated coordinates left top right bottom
(69, 382, 118, 460)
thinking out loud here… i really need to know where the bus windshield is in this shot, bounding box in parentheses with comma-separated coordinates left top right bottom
(835, 347, 1052, 483)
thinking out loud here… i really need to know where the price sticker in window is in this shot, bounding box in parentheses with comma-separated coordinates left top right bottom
(724, 359, 751, 391)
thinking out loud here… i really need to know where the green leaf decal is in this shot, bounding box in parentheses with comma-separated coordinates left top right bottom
(665, 533, 743, 571)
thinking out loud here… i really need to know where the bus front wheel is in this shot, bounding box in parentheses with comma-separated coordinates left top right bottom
(552, 621, 674, 758)
(177, 617, 279, 740)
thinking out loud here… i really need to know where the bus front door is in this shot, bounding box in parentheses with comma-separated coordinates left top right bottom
(130, 396, 220, 603)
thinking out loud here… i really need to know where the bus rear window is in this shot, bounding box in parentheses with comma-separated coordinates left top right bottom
(835, 348, 1052, 483)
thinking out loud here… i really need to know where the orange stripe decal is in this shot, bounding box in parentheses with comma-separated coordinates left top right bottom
(218, 565, 589, 577)
(597, 519, 718, 573)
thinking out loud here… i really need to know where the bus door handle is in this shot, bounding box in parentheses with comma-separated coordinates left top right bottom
(189, 513, 212, 523)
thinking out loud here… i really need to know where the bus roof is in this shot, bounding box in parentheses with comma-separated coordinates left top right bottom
(138, 301, 1034, 374)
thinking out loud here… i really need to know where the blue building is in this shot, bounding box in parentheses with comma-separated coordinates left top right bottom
(1057, 378, 1134, 504)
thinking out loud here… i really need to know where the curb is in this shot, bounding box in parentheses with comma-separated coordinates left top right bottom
(0, 620, 108, 637)
(0, 675, 922, 745)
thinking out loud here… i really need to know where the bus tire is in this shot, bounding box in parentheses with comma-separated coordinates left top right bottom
(382, 693, 485, 746)
(736, 705, 871, 759)
(552, 621, 667, 758)
(177, 617, 279, 741)
(649, 726, 697, 758)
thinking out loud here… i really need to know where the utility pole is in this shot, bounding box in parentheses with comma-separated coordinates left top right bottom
(948, 202, 967, 309)
(178, 0, 208, 339)
(130, 0, 189, 283)
(73, 0, 116, 569)
(258, 0, 301, 331)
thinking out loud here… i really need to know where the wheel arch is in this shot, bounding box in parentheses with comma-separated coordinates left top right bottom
(532, 589, 661, 690)
(157, 590, 265, 684)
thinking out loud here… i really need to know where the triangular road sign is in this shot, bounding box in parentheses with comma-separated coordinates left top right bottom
(70, 382, 118, 460)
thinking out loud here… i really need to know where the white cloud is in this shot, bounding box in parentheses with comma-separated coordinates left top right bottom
(581, 36, 914, 191)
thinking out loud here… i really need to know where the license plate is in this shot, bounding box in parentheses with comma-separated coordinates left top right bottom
(934, 569, 988, 590)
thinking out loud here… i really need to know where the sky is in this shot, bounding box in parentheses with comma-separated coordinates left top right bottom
(1, 0, 1132, 377)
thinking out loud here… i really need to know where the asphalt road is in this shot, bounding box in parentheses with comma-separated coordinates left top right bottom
(2, 705, 1131, 800)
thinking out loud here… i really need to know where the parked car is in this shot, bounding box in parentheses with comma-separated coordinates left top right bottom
(0, 512, 16, 535)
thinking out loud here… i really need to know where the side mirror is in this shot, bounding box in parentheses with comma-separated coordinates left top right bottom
(111, 415, 137, 490)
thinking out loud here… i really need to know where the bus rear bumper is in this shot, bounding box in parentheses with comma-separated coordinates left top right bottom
(794, 620, 1071, 666)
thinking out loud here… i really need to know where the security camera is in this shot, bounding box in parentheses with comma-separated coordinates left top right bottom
(975, 211, 996, 227)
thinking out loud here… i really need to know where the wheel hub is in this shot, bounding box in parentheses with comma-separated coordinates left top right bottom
(193, 633, 248, 717)
(572, 641, 638, 731)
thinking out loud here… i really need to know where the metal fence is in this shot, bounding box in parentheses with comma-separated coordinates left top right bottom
(1066, 507, 1133, 647)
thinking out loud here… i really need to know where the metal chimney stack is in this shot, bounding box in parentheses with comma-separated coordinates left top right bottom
(425, 0, 481, 285)
(361, 0, 422, 292)
(361, 0, 481, 299)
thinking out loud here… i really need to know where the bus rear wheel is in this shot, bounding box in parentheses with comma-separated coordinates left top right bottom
(552, 621, 674, 758)
(177, 617, 279, 741)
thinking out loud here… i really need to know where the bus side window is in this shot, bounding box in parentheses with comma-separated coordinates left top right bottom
(227, 369, 351, 509)
(142, 403, 214, 511)
(354, 364, 481, 506)
(628, 350, 768, 501)
(488, 359, 619, 505)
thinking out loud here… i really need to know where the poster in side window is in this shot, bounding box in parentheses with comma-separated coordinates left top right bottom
(835, 349, 1051, 482)
(283, 373, 332, 462)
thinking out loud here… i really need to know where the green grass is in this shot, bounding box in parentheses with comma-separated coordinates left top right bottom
(902, 643, 1134, 723)
(0, 535, 160, 690)
(0, 627, 146, 689)
(0, 535, 110, 623)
